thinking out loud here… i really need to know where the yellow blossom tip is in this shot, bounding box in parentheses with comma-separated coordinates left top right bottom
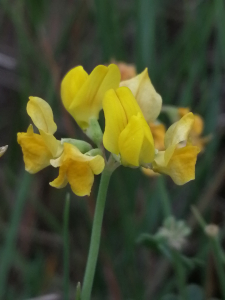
(27, 96, 57, 134)
(61, 66, 88, 113)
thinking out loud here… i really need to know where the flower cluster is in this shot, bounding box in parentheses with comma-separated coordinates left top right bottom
(17, 63, 201, 196)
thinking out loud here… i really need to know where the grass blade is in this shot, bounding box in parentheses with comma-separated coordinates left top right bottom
(0, 172, 32, 298)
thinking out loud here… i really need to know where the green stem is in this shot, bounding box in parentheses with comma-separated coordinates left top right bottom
(171, 249, 188, 300)
(81, 165, 113, 300)
(63, 194, 70, 300)
(157, 177, 172, 218)
(210, 236, 225, 299)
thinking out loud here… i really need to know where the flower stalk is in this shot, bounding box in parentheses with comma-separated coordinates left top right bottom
(81, 157, 117, 300)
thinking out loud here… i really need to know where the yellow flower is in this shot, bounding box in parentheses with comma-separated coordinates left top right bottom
(50, 143, 105, 196)
(178, 108, 210, 152)
(17, 97, 63, 173)
(152, 113, 200, 185)
(0, 145, 8, 157)
(61, 64, 121, 129)
(120, 68, 162, 123)
(103, 86, 155, 167)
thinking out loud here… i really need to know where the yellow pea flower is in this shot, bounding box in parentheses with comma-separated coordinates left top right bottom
(50, 143, 105, 196)
(0, 145, 8, 158)
(103, 86, 155, 167)
(61, 64, 121, 129)
(178, 108, 210, 152)
(152, 113, 200, 185)
(17, 97, 63, 173)
(120, 68, 162, 123)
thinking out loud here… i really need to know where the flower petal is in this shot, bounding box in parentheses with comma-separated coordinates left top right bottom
(87, 155, 105, 175)
(62, 143, 92, 162)
(62, 143, 105, 173)
(50, 155, 63, 168)
(61, 66, 88, 112)
(17, 124, 53, 173)
(94, 64, 121, 109)
(66, 160, 94, 196)
(116, 87, 142, 121)
(103, 89, 127, 155)
(69, 64, 120, 129)
(39, 129, 63, 158)
(139, 120, 155, 165)
(50, 143, 104, 196)
(103, 87, 155, 167)
(49, 163, 68, 189)
(27, 97, 57, 134)
(153, 145, 200, 185)
(118, 114, 154, 167)
(120, 68, 162, 122)
(164, 145, 177, 165)
(164, 112, 194, 148)
(178, 108, 204, 138)
(118, 114, 144, 167)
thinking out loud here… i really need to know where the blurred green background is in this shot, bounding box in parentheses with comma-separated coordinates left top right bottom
(0, 0, 225, 299)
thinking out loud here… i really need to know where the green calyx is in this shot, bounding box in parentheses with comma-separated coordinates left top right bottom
(61, 138, 92, 153)
(85, 117, 103, 147)
(85, 148, 103, 157)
